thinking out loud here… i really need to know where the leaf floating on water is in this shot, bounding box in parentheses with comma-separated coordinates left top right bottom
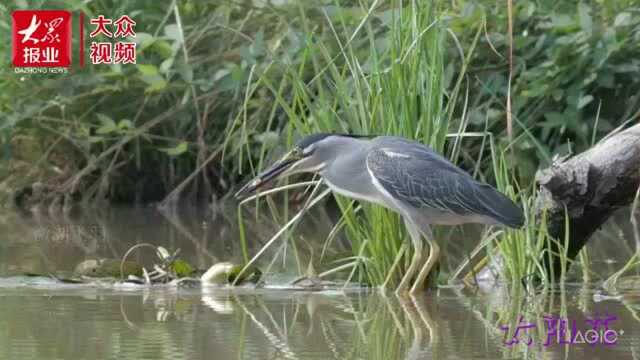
(156, 246, 171, 260)
(228, 264, 262, 285)
(171, 259, 195, 277)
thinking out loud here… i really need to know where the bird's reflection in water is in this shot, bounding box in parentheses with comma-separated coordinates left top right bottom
(25, 279, 633, 360)
(117, 283, 634, 360)
(198, 289, 441, 360)
(397, 295, 438, 360)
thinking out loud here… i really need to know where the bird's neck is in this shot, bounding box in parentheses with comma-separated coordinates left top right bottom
(320, 139, 387, 206)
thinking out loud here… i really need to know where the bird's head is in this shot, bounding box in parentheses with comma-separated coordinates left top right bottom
(234, 133, 368, 198)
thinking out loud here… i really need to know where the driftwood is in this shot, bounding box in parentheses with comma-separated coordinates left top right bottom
(535, 123, 640, 279)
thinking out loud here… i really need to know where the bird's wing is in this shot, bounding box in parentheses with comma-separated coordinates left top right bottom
(365, 139, 523, 227)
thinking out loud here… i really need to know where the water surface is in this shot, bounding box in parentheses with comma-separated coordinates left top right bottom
(1, 205, 638, 359)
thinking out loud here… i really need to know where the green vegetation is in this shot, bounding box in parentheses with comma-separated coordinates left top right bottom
(259, 0, 461, 288)
(2, 0, 639, 287)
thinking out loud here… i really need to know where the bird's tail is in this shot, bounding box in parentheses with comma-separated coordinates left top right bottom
(474, 183, 525, 228)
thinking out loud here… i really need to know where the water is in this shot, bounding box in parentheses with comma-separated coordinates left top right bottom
(1, 205, 639, 359)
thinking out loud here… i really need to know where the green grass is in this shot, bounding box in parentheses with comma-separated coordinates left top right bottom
(235, 0, 513, 288)
(283, 0, 475, 287)
(232, 0, 566, 289)
(228, 0, 621, 290)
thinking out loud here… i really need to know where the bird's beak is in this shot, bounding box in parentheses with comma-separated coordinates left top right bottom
(234, 156, 298, 199)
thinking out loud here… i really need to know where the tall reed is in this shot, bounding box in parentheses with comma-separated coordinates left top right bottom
(257, 0, 481, 286)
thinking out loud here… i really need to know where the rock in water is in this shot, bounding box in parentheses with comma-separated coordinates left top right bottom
(201, 262, 235, 284)
(201, 262, 262, 285)
(74, 259, 143, 278)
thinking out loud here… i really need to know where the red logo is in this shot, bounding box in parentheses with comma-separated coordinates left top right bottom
(12, 10, 72, 67)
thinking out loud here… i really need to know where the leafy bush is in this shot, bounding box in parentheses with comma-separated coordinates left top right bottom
(1, 0, 638, 206)
(448, 0, 640, 179)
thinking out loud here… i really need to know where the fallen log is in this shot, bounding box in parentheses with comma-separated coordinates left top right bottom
(466, 123, 640, 283)
(535, 123, 640, 279)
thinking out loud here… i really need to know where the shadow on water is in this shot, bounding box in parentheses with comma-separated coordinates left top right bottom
(0, 204, 639, 359)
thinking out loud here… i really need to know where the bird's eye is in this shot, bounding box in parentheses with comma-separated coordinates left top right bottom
(292, 147, 303, 158)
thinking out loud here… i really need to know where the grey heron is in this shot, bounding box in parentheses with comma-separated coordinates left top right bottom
(235, 134, 524, 294)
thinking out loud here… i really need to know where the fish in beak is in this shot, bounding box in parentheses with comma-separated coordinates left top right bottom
(234, 156, 298, 199)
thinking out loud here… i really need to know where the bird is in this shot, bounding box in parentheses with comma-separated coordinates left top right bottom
(235, 133, 524, 294)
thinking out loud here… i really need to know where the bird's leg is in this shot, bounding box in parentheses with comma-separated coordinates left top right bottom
(396, 219, 423, 296)
(410, 229, 440, 294)
(397, 295, 424, 360)
(410, 294, 438, 345)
